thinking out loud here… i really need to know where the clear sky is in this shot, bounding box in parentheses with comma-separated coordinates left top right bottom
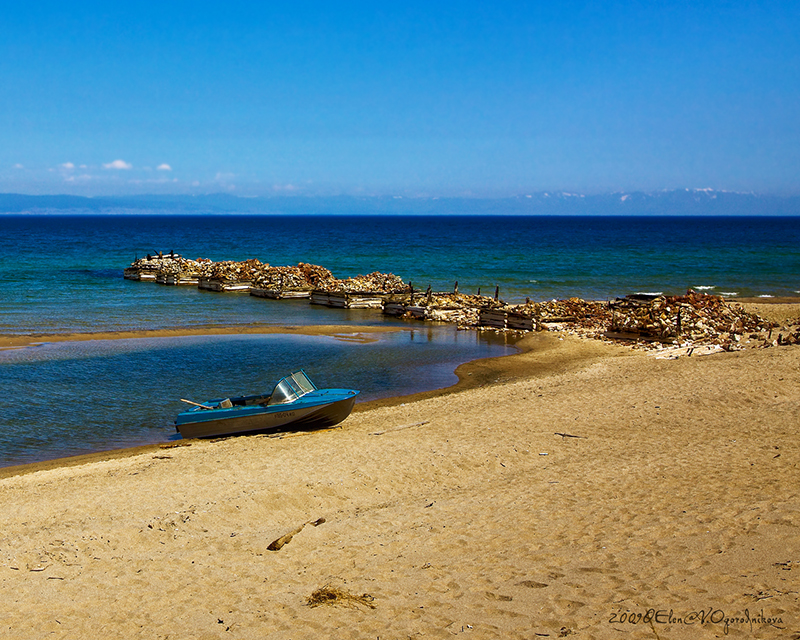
(1, 1, 798, 197)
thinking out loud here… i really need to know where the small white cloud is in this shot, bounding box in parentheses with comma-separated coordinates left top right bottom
(103, 159, 133, 170)
(13, 163, 24, 169)
(61, 162, 75, 170)
(157, 163, 172, 171)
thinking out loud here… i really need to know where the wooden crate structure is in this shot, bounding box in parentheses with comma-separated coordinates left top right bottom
(124, 268, 158, 281)
(478, 309, 508, 329)
(198, 278, 252, 292)
(310, 291, 385, 309)
(250, 288, 311, 300)
(506, 311, 535, 331)
(382, 302, 429, 319)
(164, 274, 199, 286)
(479, 309, 535, 331)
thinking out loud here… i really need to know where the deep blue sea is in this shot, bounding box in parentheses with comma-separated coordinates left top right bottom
(1, 213, 799, 467)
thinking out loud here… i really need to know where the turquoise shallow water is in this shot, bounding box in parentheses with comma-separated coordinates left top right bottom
(0, 213, 798, 466)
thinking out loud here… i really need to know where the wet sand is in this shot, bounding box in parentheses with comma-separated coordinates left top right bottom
(1, 303, 799, 637)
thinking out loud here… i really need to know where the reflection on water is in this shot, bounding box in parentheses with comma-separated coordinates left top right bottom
(0, 327, 517, 467)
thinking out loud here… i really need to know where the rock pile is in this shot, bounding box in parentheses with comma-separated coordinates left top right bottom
(205, 258, 266, 283)
(123, 255, 797, 351)
(126, 255, 406, 294)
(251, 263, 336, 292)
(324, 271, 407, 294)
(385, 291, 504, 327)
(506, 298, 612, 328)
(250, 265, 406, 294)
(125, 254, 212, 281)
(156, 257, 213, 278)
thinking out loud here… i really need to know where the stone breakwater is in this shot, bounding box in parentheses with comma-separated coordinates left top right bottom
(124, 254, 800, 351)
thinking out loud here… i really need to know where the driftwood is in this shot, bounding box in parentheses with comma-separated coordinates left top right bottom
(370, 421, 429, 436)
(267, 517, 326, 551)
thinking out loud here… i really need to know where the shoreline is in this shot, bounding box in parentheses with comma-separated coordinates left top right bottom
(1, 297, 798, 476)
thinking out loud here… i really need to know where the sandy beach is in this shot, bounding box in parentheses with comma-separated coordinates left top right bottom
(1, 304, 798, 639)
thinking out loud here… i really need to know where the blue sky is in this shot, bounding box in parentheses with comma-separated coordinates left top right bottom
(1, 1, 798, 196)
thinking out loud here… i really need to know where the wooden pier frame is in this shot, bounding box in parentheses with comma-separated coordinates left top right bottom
(198, 278, 252, 292)
(163, 274, 200, 286)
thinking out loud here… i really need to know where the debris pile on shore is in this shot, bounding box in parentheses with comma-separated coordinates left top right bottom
(479, 291, 792, 351)
(608, 291, 766, 344)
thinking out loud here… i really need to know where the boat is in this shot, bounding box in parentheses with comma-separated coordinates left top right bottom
(175, 370, 359, 439)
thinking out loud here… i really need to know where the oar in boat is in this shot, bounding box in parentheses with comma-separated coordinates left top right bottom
(180, 398, 214, 410)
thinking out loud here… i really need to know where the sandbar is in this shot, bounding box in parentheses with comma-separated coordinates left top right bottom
(0, 323, 403, 350)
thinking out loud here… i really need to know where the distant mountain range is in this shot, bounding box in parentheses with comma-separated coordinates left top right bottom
(1, 190, 799, 215)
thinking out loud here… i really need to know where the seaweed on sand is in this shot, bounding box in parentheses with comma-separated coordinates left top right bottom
(306, 585, 376, 609)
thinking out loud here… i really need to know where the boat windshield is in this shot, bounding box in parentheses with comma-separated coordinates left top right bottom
(290, 370, 317, 394)
(267, 370, 317, 405)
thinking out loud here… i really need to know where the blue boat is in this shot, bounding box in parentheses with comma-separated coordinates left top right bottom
(175, 370, 359, 438)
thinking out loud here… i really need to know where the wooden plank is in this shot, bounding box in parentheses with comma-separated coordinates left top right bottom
(198, 278, 251, 292)
(310, 291, 332, 305)
(506, 313, 534, 331)
(250, 288, 310, 299)
(383, 302, 406, 316)
(479, 309, 507, 329)
(406, 306, 427, 319)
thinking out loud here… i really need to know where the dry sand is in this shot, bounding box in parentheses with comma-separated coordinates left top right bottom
(1, 312, 799, 638)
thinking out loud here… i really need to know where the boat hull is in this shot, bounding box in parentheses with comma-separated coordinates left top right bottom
(176, 392, 357, 439)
